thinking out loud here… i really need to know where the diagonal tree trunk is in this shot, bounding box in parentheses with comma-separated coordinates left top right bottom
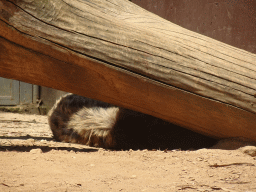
(0, 0, 256, 141)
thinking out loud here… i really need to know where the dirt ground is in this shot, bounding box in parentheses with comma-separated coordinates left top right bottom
(0, 111, 256, 192)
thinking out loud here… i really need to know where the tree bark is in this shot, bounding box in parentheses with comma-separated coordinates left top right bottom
(0, 0, 256, 141)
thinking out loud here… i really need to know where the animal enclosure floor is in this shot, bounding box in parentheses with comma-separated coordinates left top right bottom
(0, 111, 256, 192)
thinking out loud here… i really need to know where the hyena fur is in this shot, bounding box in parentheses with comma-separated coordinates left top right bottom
(48, 94, 217, 150)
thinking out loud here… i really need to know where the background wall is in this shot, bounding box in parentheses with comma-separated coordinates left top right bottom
(131, 0, 256, 54)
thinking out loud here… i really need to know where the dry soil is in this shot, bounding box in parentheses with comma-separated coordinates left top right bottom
(0, 111, 256, 192)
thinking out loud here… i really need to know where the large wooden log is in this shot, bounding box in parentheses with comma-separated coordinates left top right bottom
(0, 0, 256, 141)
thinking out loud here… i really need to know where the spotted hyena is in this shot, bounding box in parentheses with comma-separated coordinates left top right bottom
(48, 94, 217, 150)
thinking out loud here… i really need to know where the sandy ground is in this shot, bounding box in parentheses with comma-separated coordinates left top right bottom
(0, 111, 256, 192)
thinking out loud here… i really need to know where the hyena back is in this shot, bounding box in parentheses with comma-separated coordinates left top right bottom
(48, 94, 217, 150)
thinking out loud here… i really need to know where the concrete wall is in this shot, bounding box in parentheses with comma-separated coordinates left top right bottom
(40, 86, 68, 113)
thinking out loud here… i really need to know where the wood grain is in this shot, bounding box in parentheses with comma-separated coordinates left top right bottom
(0, 0, 256, 141)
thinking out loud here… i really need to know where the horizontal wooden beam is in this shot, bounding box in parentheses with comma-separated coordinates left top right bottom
(0, 0, 256, 141)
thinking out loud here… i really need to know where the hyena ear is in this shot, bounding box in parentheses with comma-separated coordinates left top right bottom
(47, 93, 72, 118)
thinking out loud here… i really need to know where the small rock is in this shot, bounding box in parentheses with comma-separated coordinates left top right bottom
(98, 148, 105, 152)
(40, 139, 47, 144)
(27, 139, 35, 143)
(239, 146, 256, 157)
(131, 175, 137, 179)
(30, 148, 43, 154)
